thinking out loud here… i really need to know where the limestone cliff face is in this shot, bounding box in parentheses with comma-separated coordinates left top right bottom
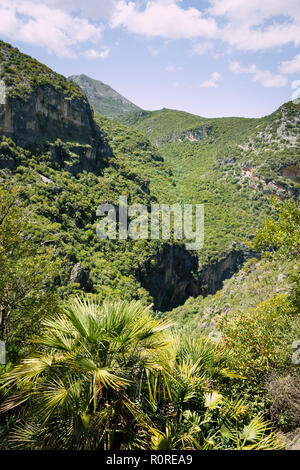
(176, 126, 209, 142)
(281, 165, 300, 184)
(0, 40, 103, 154)
(0, 85, 99, 147)
(0, 84, 111, 174)
(241, 166, 299, 199)
(138, 244, 259, 311)
(167, 125, 209, 143)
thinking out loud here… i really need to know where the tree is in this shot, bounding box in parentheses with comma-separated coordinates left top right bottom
(0, 296, 283, 450)
(0, 187, 59, 351)
(0, 297, 174, 449)
(253, 199, 300, 258)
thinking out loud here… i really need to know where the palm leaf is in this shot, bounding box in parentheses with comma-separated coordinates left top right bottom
(204, 391, 224, 410)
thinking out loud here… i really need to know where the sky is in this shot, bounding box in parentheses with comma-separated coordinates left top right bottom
(0, 0, 300, 117)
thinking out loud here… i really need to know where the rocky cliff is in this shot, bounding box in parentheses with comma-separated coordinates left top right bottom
(174, 125, 209, 143)
(0, 84, 99, 147)
(281, 165, 300, 184)
(0, 41, 109, 172)
(138, 244, 260, 311)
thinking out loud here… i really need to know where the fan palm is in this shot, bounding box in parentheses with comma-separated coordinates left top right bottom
(0, 296, 174, 449)
(145, 335, 284, 450)
(169, 335, 242, 410)
(148, 395, 284, 450)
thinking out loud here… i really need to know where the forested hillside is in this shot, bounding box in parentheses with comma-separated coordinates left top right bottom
(122, 104, 299, 264)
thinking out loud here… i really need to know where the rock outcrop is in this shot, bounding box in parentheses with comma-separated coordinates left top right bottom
(0, 40, 110, 173)
(69, 262, 90, 289)
(281, 165, 300, 184)
(0, 84, 100, 146)
(176, 126, 209, 142)
(138, 244, 260, 311)
(241, 166, 299, 198)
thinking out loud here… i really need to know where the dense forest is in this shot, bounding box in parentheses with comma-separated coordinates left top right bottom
(0, 40, 299, 450)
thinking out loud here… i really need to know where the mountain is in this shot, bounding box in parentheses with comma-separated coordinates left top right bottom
(68, 73, 141, 119)
(0, 42, 173, 307)
(0, 39, 299, 311)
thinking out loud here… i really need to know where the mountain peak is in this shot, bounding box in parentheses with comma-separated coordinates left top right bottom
(68, 74, 142, 119)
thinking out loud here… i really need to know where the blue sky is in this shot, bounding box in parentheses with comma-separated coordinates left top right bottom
(0, 0, 300, 117)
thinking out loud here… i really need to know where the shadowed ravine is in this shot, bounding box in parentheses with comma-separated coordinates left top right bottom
(137, 244, 260, 311)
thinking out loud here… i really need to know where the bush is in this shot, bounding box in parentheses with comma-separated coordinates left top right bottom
(218, 294, 298, 379)
(266, 373, 300, 431)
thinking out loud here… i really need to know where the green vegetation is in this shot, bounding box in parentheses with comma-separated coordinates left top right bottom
(0, 41, 86, 101)
(168, 257, 296, 333)
(1, 137, 298, 449)
(0, 297, 283, 450)
(0, 109, 181, 309)
(94, 113, 176, 203)
(253, 199, 300, 258)
(0, 188, 59, 354)
(123, 103, 299, 264)
(0, 41, 299, 450)
(121, 106, 279, 148)
(169, 201, 300, 431)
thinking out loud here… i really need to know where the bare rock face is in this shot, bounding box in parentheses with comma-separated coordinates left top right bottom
(137, 244, 260, 311)
(281, 165, 300, 184)
(177, 126, 209, 142)
(0, 85, 98, 146)
(0, 40, 111, 173)
(0, 84, 112, 174)
(167, 125, 209, 143)
(69, 263, 90, 288)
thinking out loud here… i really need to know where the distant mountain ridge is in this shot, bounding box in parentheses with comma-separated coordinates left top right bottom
(68, 74, 141, 119)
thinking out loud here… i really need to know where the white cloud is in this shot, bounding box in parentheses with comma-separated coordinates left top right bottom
(229, 61, 241, 74)
(148, 46, 160, 56)
(208, 0, 300, 22)
(83, 47, 110, 59)
(193, 41, 213, 56)
(221, 23, 300, 52)
(279, 54, 300, 74)
(108, 0, 300, 52)
(110, 0, 218, 39)
(0, 0, 103, 57)
(229, 60, 288, 88)
(165, 65, 175, 72)
(252, 68, 288, 88)
(192, 40, 226, 60)
(201, 71, 222, 88)
(208, 0, 300, 51)
(0, 0, 299, 64)
(30, 0, 117, 21)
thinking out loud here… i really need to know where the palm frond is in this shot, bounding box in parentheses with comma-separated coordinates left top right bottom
(0, 355, 53, 389)
(240, 414, 271, 442)
(204, 391, 224, 410)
